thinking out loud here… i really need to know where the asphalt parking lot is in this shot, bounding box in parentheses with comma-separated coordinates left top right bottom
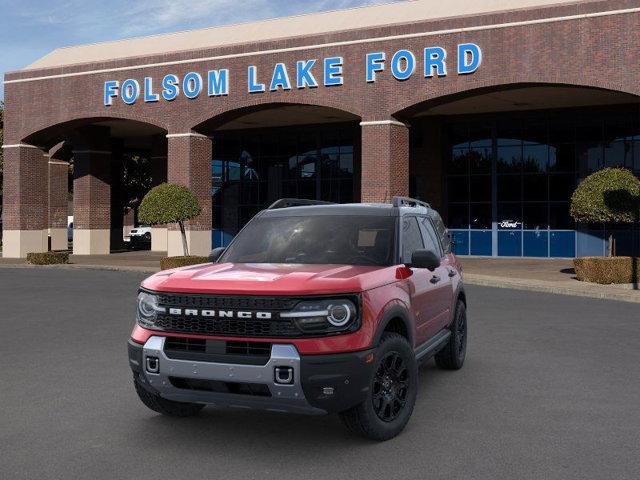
(1, 268, 639, 480)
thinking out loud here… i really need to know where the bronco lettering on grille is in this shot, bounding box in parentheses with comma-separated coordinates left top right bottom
(167, 308, 273, 319)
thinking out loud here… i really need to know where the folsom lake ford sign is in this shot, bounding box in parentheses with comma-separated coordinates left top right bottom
(103, 43, 482, 106)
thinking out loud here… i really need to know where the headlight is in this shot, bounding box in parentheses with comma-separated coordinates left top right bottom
(136, 291, 165, 329)
(281, 298, 358, 334)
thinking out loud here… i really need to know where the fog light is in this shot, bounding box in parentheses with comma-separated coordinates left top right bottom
(274, 366, 294, 384)
(145, 356, 159, 374)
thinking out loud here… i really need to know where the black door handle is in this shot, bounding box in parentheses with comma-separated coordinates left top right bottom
(430, 275, 441, 284)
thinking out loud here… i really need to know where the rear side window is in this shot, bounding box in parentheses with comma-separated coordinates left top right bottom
(401, 217, 424, 264)
(419, 217, 443, 258)
(431, 213, 451, 254)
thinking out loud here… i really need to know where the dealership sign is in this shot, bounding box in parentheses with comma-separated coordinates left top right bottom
(103, 43, 482, 106)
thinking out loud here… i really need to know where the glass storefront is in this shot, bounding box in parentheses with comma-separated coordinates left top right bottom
(444, 105, 640, 257)
(211, 123, 359, 247)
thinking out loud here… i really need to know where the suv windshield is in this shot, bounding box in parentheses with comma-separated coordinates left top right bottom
(220, 215, 396, 266)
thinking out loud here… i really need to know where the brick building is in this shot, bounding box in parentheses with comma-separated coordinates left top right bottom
(3, 0, 640, 258)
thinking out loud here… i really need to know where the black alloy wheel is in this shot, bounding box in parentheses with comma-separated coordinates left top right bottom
(435, 300, 467, 370)
(455, 306, 467, 359)
(339, 332, 417, 441)
(372, 351, 409, 422)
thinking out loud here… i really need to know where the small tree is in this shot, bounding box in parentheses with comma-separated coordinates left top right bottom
(138, 183, 202, 256)
(570, 168, 640, 256)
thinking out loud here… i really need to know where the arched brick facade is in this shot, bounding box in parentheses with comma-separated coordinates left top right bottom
(3, 0, 640, 257)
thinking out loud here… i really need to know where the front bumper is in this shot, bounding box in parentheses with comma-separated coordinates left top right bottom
(128, 337, 374, 415)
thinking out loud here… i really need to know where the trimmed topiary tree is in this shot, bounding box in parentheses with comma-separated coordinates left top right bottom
(570, 168, 640, 256)
(138, 183, 202, 256)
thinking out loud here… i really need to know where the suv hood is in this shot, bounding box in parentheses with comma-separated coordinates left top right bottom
(142, 262, 398, 295)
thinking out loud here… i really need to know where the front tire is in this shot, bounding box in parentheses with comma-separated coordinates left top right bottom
(134, 376, 205, 417)
(435, 300, 467, 370)
(339, 333, 417, 441)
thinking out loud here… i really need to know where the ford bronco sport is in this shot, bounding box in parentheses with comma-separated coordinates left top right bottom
(128, 197, 467, 441)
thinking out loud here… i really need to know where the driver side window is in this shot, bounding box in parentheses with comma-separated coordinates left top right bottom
(401, 217, 424, 264)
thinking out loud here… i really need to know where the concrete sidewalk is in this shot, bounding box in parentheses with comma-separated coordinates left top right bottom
(1, 252, 639, 303)
(460, 257, 640, 303)
(0, 250, 162, 273)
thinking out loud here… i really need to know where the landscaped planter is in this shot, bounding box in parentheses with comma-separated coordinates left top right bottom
(574, 256, 640, 284)
(160, 256, 209, 270)
(26, 251, 70, 265)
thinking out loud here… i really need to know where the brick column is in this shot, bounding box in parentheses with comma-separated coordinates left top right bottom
(72, 127, 112, 255)
(48, 159, 69, 251)
(110, 146, 125, 251)
(1, 144, 49, 258)
(166, 133, 212, 256)
(150, 134, 168, 252)
(360, 120, 410, 203)
(410, 118, 443, 208)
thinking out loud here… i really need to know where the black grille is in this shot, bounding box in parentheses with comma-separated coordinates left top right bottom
(226, 341, 271, 356)
(156, 293, 297, 311)
(164, 337, 206, 352)
(169, 377, 271, 397)
(154, 315, 300, 337)
(154, 293, 301, 337)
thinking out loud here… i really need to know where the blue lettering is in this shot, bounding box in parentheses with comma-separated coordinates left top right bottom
(390, 50, 415, 81)
(366, 52, 385, 83)
(183, 72, 203, 99)
(296, 60, 318, 89)
(270, 63, 292, 91)
(457, 43, 482, 74)
(324, 57, 343, 86)
(208, 69, 229, 96)
(121, 79, 140, 104)
(143, 77, 159, 102)
(248, 66, 265, 93)
(161, 74, 179, 101)
(424, 47, 447, 77)
(104, 80, 119, 106)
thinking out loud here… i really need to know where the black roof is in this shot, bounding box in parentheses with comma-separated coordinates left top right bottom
(260, 202, 438, 218)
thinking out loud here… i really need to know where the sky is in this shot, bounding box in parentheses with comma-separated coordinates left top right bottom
(0, 0, 402, 100)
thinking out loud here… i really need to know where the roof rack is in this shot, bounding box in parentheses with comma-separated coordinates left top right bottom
(267, 198, 336, 210)
(392, 196, 431, 209)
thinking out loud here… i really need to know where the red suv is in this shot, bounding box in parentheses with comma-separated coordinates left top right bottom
(128, 197, 467, 440)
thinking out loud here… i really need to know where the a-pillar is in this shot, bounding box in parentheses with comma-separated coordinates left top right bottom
(48, 145, 69, 251)
(166, 132, 212, 257)
(1, 143, 49, 258)
(72, 127, 112, 255)
(150, 134, 168, 252)
(360, 120, 410, 202)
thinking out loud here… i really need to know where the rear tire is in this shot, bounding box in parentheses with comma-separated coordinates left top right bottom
(134, 376, 205, 417)
(435, 300, 467, 370)
(339, 333, 417, 441)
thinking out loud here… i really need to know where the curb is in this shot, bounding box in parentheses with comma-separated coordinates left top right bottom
(0, 263, 158, 274)
(464, 273, 640, 304)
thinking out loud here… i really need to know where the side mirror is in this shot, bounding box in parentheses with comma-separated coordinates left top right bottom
(409, 249, 441, 271)
(209, 247, 226, 263)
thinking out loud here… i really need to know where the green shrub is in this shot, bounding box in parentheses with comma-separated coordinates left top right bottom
(160, 256, 209, 270)
(574, 256, 640, 284)
(27, 251, 70, 265)
(139, 183, 202, 256)
(570, 168, 640, 256)
(570, 168, 640, 224)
